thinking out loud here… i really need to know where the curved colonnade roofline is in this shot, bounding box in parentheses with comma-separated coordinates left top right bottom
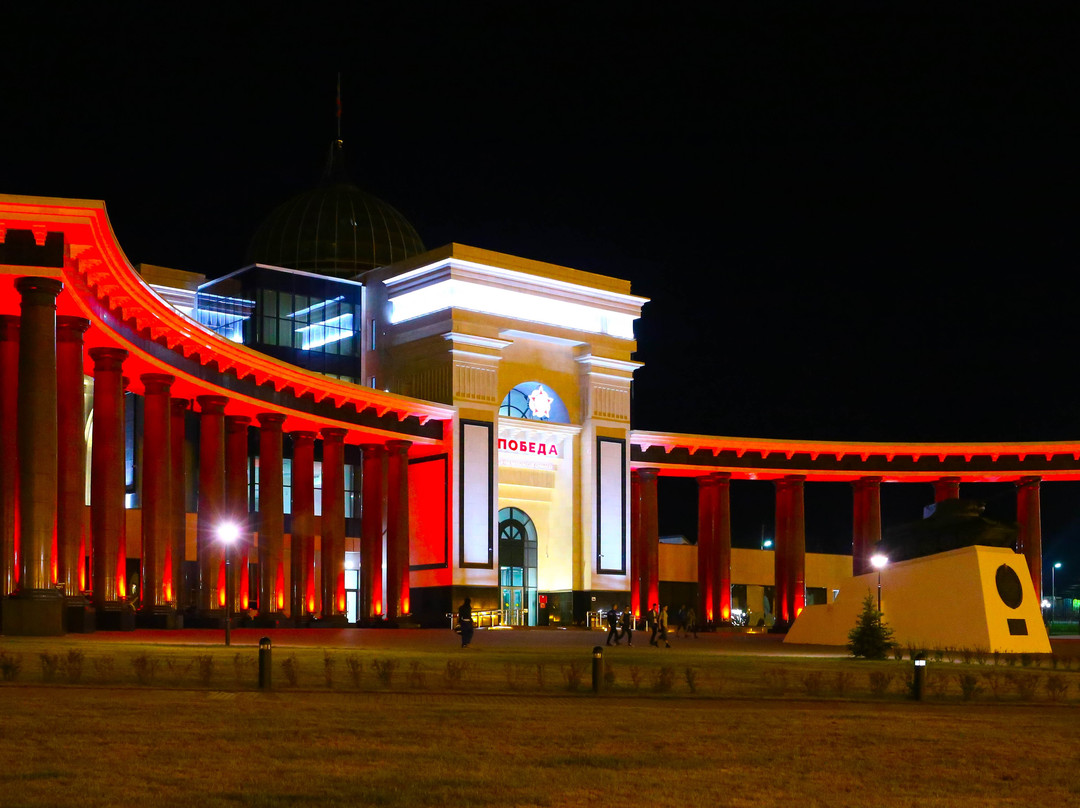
(0, 195, 452, 452)
(631, 430, 1080, 482)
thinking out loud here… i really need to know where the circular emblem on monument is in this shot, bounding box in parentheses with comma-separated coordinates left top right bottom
(995, 564, 1023, 609)
(527, 385, 553, 420)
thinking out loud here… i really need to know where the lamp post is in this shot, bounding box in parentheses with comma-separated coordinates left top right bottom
(870, 552, 889, 613)
(219, 522, 239, 646)
(1052, 562, 1062, 621)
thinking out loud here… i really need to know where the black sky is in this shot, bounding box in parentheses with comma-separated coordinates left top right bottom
(3, 3, 1078, 586)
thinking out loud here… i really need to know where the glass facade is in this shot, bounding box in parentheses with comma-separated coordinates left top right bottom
(498, 507, 538, 626)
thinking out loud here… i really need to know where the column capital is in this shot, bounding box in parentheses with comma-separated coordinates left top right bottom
(170, 397, 190, 415)
(140, 373, 176, 395)
(290, 430, 317, 444)
(256, 412, 287, 429)
(322, 427, 348, 443)
(697, 474, 719, 490)
(386, 439, 412, 456)
(89, 346, 129, 371)
(851, 476, 882, 489)
(633, 467, 659, 483)
(225, 414, 252, 430)
(196, 395, 228, 415)
(56, 315, 91, 342)
(359, 442, 384, 456)
(0, 313, 19, 341)
(15, 276, 63, 303)
(1016, 476, 1042, 490)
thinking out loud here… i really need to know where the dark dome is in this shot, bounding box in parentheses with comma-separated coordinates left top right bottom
(245, 141, 425, 278)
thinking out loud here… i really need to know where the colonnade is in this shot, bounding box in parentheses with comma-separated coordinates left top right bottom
(0, 275, 414, 634)
(630, 466, 1047, 630)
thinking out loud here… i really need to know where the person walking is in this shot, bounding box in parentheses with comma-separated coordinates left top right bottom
(457, 597, 475, 648)
(621, 606, 634, 646)
(648, 603, 660, 647)
(686, 605, 698, 638)
(675, 604, 687, 638)
(659, 604, 671, 648)
(605, 603, 621, 646)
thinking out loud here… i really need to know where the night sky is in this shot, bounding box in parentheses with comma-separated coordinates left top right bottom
(3, 5, 1078, 590)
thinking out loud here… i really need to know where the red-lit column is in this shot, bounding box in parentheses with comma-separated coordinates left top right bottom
(0, 315, 19, 598)
(56, 316, 90, 599)
(321, 429, 347, 620)
(933, 476, 960, 503)
(774, 475, 806, 627)
(696, 475, 716, 623)
(851, 477, 881, 576)
(14, 278, 63, 632)
(225, 415, 251, 612)
(90, 347, 128, 611)
(360, 443, 384, 621)
(196, 395, 227, 612)
(638, 468, 660, 616)
(169, 398, 188, 608)
(140, 374, 174, 616)
(257, 413, 286, 616)
(290, 431, 316, 619)
(630, 470, 643, 616)
(1016, 476, 1042, 603)
(385, 439, 412, 620)
(713, 473, 732, 624)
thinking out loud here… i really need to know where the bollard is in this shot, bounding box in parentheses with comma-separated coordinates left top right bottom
(259, 636, 272, 690)
(913, 653, 926, 701)
(592, 645, 603, 693)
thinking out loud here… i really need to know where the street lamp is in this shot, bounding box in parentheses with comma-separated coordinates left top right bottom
(218, 522, 239, 646)
(870, 552, 889, 613)
(762, 539, 773, 550)
(1052, 562, 1062, 621)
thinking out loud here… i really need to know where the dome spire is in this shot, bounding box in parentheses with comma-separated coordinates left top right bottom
(322, 74, 347, 185)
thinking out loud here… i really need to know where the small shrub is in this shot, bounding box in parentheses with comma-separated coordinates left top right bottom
(372, 658, 398, 687)
(981, 671, 1006, 699)
(1045, 674, 1069, 702)
(906, 642, 919, 661)
(323, 653, 337, 688)
(1049, 654, 1060, 670)
(1020, 653, 1033, 668)
(604, 662, 617, 688)
(91, 656, 114, 682)
(504, 663, 527, 691)
(762, 668, 788, 695)
(63, 650, 84, 684)
(801, 671, 824, 697)
(40, 652, 63, 682)
(957, 673, 982, 701)
(1015, 673, 1040, 700)
(928, 672, 948, 698)
(833, 671, 853, 696)
(959, 647, 973, 665)
(233, 653, 255, 686)
(194, 655, 214, 687)
(973, 647, 989, 665)
(444, 660, 467, 688)
(629, 665, 643, 690)
(684, 667, 699, 694)
(848, 592, 895, 659)
(165, 657, 193, 680)
(561, 661, 586, 691)
(651, 666, 675, 693)
(408, 661, 426, 689)
(131, 653, 160, 685)
(868, 671, 894, 696)
(0, 651, 22, 681)
(344, 655, 363, 688)
(281, 654, 299, 687)
(891, 646, 904, 661)
(931, 647, 945, 663)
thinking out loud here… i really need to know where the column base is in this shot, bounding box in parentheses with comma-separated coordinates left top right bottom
(65, 597, 96, 634)
(96, 604, 137, 631)
(135, 607, 182, 629)
(2, 590, 65, 636)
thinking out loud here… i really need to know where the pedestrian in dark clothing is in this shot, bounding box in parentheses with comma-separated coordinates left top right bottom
(676, 605, 687, 638)
(605, 603, 621, 646)
(648, 603, 660, 646)
(686, 606, 698, 638)
(458, 598, 474, 648)
(659, 605, 671, 648)
(621, 607, 634, 646)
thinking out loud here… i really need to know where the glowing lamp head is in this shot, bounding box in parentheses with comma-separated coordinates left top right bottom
(1054, 562, 1062, 569)
(218, 522, 240, 545)
(762, 539, 773, 549)
(870, 553, 888, 570)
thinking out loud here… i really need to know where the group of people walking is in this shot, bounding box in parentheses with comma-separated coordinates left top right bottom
(605, 603, 698, 647)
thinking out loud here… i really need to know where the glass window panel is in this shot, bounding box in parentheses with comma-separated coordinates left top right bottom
(262, 316, 277, 346)
(278, 293, 294, 319)
(512, 568, 523, 587)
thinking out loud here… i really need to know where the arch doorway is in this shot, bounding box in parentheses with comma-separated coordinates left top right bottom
(498, 507, 538, 626)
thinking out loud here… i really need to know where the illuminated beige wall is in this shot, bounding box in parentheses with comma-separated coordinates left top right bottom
(661, 545, 851, 593)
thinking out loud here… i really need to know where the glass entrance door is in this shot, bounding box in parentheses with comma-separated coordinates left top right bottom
(498, 507, 538, 626)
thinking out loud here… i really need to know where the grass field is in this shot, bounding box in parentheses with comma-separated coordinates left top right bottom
(1, 630, 1079, 806)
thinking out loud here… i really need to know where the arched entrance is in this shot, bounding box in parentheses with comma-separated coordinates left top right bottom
(498, 507, 538, 626)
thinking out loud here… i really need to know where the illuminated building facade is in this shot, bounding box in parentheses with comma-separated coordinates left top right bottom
(0, 182, 1070, 635)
